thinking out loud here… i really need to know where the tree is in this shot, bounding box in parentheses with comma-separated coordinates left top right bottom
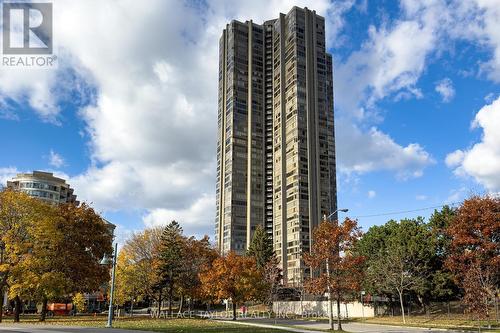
(246, 225, 282, 310)
(0, 190, 40, 322)
(73, 293, 85, 314)
(7, 202, 113, 321)
(199, 251, 263, 320)
(7, 200, 70, 321)
(261, 255, 282, 310)
(246, 225, 274, 269)
(158, 221, 186, 314)
(114, 250, 145, 314)
(428, 207, 459, 314)
(176, 235, 218, 313)
(121, 227, 163, 308)
(446, 196, 500, 324)
(303, 218, 364, 331)
(356, 218, 435, 324)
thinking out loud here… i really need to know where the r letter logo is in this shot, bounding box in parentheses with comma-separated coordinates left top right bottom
(2, 2, 56, 67)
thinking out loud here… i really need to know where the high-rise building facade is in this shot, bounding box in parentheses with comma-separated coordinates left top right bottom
(215, 6, 337, 285)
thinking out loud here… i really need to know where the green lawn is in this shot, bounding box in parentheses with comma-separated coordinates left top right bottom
(0, 315, 287, 333)
(352, 315, 500, 330)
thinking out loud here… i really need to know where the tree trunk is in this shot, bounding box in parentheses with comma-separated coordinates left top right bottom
(14, 295, 21, 323)
(327, 293, 334, 330)
(232, 302, 237, 321)
(0, 285, 3, 323)
(398, 291, 406, 324)
(178, 294, 184, 315)
(336, 297, 342, 331)
(494, 295, 498, 323)
(158, 288, 162, 315)
(130, 299, 134, 317)
(39, 297, 48, 322)
(168, 285, 173, 315)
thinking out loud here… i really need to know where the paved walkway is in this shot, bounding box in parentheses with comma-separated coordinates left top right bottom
(220, 318, 462, 333)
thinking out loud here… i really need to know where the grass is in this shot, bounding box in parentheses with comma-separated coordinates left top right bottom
(0, 315, 291, 332)
(284, 314, 500, 331)
(353, 314, 500, 330)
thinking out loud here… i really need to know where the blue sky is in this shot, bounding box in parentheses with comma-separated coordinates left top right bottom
(1, 0, 499, 242)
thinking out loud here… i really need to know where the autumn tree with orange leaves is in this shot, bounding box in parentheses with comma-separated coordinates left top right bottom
(304, 218, 364, 331)
(199, 251, 264, 320)
(446, 196, 500, 326)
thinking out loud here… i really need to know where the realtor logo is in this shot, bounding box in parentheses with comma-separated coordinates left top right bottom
(2, 2, 52, 54)
(2, 2, 56, 67)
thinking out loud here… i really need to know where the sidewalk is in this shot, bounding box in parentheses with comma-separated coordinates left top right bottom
(217, 319, 323, 333)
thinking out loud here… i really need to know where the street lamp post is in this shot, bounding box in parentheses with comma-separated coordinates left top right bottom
(101, 243, 117, 328)
(323, 208, 348, 331)
(361, 290, 365, 321)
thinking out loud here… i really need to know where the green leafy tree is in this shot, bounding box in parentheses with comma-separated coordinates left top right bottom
(356, 218, 435, 324)
(428, 206, 459, 311)
(246, 225, 274, 269)
(158, 221, 186, 314)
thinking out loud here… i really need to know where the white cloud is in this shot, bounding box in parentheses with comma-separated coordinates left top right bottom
(142, 194, 215, 238)
(367, 190, 376, 199)
(0, 167, 20, 188)
(473, 0, 500, 82)
(334, 1, 445, 117)
(48, 150, 65, 168)
(435, 78, 455, 102)
(336, 119, 435, 179)
(446, 96, 500, 191)
(445, 149, 465, 168)
(416, 194, 428, 201)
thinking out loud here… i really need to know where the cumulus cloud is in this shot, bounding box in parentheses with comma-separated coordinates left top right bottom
(0, 167, 20, 188)
(446, 96, 500, 192)
(435, 78, 455, 102)
(445, 149, 465, 168)
(333, 0, 447, 178)
(48, 150, 65, 168)
(336, 120, 434, 179)
(142, 194, 215, 238)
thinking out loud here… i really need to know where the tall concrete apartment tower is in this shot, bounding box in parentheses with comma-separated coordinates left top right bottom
(215, 6, 337, 285)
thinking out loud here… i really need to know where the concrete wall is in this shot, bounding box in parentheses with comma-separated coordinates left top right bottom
(273, 301, 375, 318)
